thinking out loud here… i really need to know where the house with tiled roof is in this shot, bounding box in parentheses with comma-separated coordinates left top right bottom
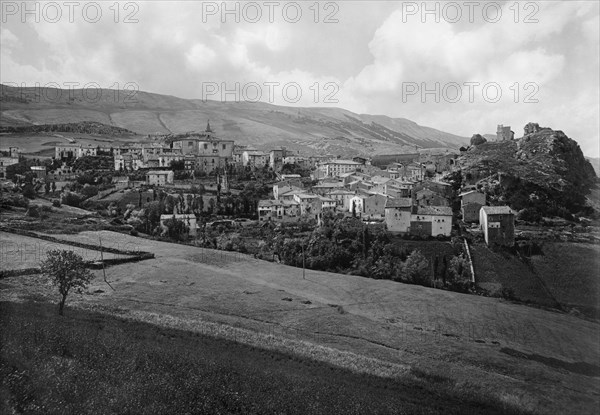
(384, 197, 413, 233)
(410, 206, 453, 237)
(480, 206, 515, 246)
(459, 190, 486, 223)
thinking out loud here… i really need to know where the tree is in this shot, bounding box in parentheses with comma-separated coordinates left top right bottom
(163, 217, 189, 240)
(22, 183, 36, 199)
(401, 250, 431, 286)
(40, 250, 93, 315)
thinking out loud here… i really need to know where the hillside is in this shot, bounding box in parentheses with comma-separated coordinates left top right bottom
(0, 84, 467, 156)
(455, 123, 598, 218)
(0, 121, 136, 136)
(1, 229, 599, 414)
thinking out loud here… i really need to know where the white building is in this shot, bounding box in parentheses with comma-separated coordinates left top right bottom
(385, 198, 413, 233)
(411, 206, 453, 237)
(319, 159, 362, 177)
(242, 151, 268, 168)
(146, 170, 174, 186)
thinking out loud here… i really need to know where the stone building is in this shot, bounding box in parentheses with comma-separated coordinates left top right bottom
(496, 125, 515, 141)
(460, 190, 486, 223)
(479, 206, 515, 246)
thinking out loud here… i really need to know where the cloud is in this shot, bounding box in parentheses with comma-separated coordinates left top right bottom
(0, 1, 597, 156)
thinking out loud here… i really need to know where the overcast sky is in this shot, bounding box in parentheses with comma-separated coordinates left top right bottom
(1, 1, 599, 156)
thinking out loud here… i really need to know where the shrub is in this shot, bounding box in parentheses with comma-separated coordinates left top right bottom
(400, 250, 431, 286)
(22, 183, 36, 199)
(52, 199, 61, 208)
(499, 285, 517, 301)
(517, 208, 542, 223)
(81, 184, 99, 198)
(130, 228, 139, 236)
(61, 192, 83, 207)
(0, 194, 29, 209)
(26, 205, 40, 217)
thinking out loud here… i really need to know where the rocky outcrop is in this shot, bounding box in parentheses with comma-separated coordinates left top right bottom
(470, 134, 487, 146)
(456, 123, 597, 218)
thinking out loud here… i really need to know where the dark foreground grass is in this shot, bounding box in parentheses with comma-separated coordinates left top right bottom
(0, 301, 530, 415)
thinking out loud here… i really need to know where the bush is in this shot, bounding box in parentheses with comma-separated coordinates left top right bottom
(517, 208, 542, 223)
(499, 285, 517, 301)
(52, 199, 61, 208)
(22, 183, 36, 199)
(130, 228, 139, 236)
(81, 184, 99, 198)
(61, 192, 83, 208)
(0, 194, 29, 209)
(41, 205, 53, 212)
(400, 250, 431, 286)
(26, 205, 40, 217)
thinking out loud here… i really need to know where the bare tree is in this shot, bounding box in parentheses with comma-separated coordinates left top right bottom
(40, 249, 93, 315)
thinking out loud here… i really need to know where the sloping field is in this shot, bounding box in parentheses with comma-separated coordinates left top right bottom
(2, 230, 599, 414)
(531, 242, 600, 316)
(0, 231, 134, 271)
(471, 244, 558, 306)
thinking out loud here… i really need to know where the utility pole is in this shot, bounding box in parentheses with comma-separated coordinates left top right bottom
(98, 236, 114, 290)
(301, 242, 305, 280)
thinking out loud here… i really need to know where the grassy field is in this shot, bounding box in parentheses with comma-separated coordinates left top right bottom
(1, 230, 599, 414)
(471, 241, 600, 317)
(531, 242, 600, 317)
(1, 301, 530, 415)
(0, 231, 133, 271)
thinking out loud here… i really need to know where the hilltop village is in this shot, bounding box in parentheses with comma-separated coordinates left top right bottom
(4, 118, 599, 307)
(1, 121, 518, 247)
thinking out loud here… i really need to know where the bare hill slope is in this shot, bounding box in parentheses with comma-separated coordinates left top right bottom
(1, 84, 467, 155)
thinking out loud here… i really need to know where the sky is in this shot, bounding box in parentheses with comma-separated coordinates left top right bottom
(1, 1, 599, 156)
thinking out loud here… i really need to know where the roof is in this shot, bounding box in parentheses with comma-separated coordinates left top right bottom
(429, 181, 452, 186)
(147, 170, 173, 175)
(258, 200, 282, 207)
(385, 198, 413, 208)
(328, 189, 354, 195)
(338, 172, 355, 178)
(481, 206, 515, 215)
(416, 206, 453, 216)
(325, 159, 362, 165)
(370, 176, 391, 184)
(313, 182, 344, 189)
(279, 188, 306, 197)
(416, 188, 435, 195)
(296, 193, 318, 199)
(459, 190, 482, 197)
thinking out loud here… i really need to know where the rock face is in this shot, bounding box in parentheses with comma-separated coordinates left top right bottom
(470, 134, 487, 146)
(456, 124, 597, 218)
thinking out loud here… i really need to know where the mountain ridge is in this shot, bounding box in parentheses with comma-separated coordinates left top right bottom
(0, 84, 467, 156)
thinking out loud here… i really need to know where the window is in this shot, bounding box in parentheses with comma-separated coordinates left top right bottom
(204, 144, 208, 150)
(222, 144, 226, 150)
(188, 141, 194, 147)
